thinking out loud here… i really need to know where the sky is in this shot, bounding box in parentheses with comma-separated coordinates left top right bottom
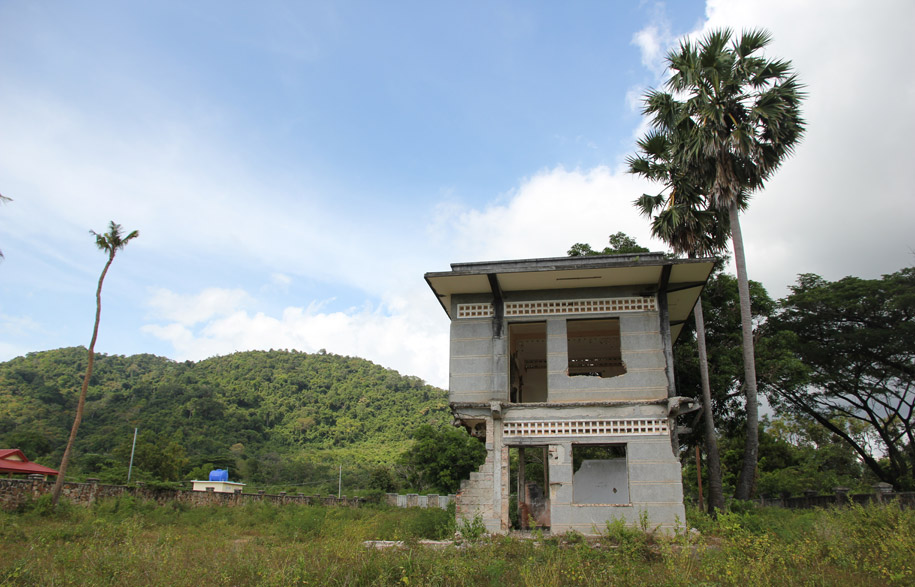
(1, 0, 913, 389)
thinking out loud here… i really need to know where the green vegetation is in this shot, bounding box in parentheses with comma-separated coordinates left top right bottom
(1, 499, 912, 585)
(399, 424, 487, 494)
(634, 28, 806, 500)
(764, 268, 915, 490)
(0, 347, 456, 490)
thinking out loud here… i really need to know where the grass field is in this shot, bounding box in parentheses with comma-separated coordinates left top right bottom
(1, 496, 913, 586)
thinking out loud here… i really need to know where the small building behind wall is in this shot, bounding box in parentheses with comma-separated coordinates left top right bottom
(425, 253, 714, 535)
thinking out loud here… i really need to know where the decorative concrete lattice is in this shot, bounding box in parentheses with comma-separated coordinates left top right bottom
(505, 297, 656, 316)
(456, 297, 656, 319)
(456, 303, 495, 318)
(503, 418, 668, 438)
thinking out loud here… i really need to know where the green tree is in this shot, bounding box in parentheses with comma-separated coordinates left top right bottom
(51, 221, 139, 505)
(639, 29, 805, 499)
(763, 268, 915, 490)
(400, 424, 486, 494)
(568, 231, 650, 257)
(629, 127, 733, 512)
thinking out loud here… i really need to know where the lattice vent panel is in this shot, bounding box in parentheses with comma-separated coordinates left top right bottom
(505, 297, 656, 316)
(503, 418, 668, 438)
(456, 303, 494, 318)
(456, 297, 657, 319)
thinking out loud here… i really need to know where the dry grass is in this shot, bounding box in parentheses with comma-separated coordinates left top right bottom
(1, 497, 912, 586)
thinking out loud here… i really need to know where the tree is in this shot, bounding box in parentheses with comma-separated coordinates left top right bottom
(51, 221, 138, 505)
(629, 127, 733, 512)
(568, 231, 650, 256)
(763, 269, 915, 490)
(640, 29, 805, 499)
(400, 424, 486, 494)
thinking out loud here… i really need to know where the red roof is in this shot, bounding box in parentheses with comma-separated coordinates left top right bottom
(0, 449, 59, 476)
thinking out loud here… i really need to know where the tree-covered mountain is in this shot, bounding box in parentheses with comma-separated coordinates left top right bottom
(0, 347, 450, 486)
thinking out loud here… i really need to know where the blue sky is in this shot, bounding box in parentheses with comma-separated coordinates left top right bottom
(2, 1, 913, 387)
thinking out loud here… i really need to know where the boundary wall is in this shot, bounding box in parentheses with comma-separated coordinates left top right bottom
(0, 477, 365, 511)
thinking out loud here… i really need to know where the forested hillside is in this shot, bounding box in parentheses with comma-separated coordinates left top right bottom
(0, 348, 450, 487)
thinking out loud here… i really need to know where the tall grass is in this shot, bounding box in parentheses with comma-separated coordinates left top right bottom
(1, 497, 912, 586)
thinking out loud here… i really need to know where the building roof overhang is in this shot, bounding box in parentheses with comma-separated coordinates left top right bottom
(424, 253, 716, 342)
(0, 449, 60, 476)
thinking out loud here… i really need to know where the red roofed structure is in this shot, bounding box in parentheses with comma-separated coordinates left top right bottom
(0, 449, 59, 477)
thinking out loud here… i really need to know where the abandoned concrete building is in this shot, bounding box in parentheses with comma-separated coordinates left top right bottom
(425, 253, 715, 534)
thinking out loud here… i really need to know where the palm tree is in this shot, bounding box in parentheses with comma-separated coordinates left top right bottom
(642, 29, 805, 499)
(51, 221, 139, 505)
(629, 128, 734, 512)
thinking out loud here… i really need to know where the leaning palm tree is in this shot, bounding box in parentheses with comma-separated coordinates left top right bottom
(642, 29, 805, 499)
(629, 127, 735, 512)
(51, 221, 139, 505)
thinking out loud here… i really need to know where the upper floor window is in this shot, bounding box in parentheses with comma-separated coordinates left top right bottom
(567, 318, 626, 378)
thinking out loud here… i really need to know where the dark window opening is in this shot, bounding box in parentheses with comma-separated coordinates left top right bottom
(572, 444, 629, 505)
(509, 322, 547, 403)
(567, 318, 626, 378)
(509, 446, 550, 529)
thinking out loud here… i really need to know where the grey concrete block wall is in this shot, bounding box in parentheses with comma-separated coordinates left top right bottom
(448, 292, 670, 405)
(446, 284, 687, 535)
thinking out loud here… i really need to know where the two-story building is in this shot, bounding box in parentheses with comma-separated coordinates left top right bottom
(425, 253, 714, 534)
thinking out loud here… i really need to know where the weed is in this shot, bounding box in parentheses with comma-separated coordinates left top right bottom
(456, 513, 488, 543)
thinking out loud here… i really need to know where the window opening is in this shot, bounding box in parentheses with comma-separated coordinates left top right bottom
(509, 322, 547, 403)
(572, 444, 629, 505)
(567, 318, 626, 378)
(509, 446, 550, 530)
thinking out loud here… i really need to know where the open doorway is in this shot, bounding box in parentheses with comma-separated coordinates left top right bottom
(510, 446, 550, 530)
(509, 322, 547, 403)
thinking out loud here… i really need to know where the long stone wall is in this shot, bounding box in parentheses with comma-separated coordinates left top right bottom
(0, 477, 365, 511)
(383, 493, 455, 509)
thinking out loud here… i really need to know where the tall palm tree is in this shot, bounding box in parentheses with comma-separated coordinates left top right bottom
(51, 221, 139, 505)
(642, 29, 805, 499)
(629, 128, 734, 512)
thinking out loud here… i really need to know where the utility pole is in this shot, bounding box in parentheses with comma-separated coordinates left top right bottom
(338, 464, 343, 498)
(127, 428, 138, 483)
(695, 445, 704, 513)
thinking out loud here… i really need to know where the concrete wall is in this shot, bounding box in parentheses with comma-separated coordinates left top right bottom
(447, 287, 685, 535)
(383, 493, 455, 509)
(448, 290, 667, 404)
(0, 478, 365, 511)
(546, 436, 685, 535)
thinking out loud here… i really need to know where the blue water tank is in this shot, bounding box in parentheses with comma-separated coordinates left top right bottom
(208, 469, 229, 482)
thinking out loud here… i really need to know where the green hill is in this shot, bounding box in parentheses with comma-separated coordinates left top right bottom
(0, 347, 450, 487)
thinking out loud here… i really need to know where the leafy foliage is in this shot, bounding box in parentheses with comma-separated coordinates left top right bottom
(763, 268, 915, 489)
(0, 347, 450, 485)
(567, 231, 650, 256)
(400, 424, 486, 494)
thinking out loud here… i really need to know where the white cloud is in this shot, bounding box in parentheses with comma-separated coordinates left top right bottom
(140, 164, 668, 387)
(147, 287, 254, 326)
(686, 0, 915, 295)
(631, 3, 675, 76)
(142, 288, 450, 386)
(442, 165, 665, 262)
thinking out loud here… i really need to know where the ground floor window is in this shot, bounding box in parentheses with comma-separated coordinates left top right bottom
(572, 444, 629, 505)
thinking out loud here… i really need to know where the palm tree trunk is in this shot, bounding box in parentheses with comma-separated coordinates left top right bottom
(694, 299, 725, 512)
(50, 252, 114, 505)
(729, 202, 759, 500)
